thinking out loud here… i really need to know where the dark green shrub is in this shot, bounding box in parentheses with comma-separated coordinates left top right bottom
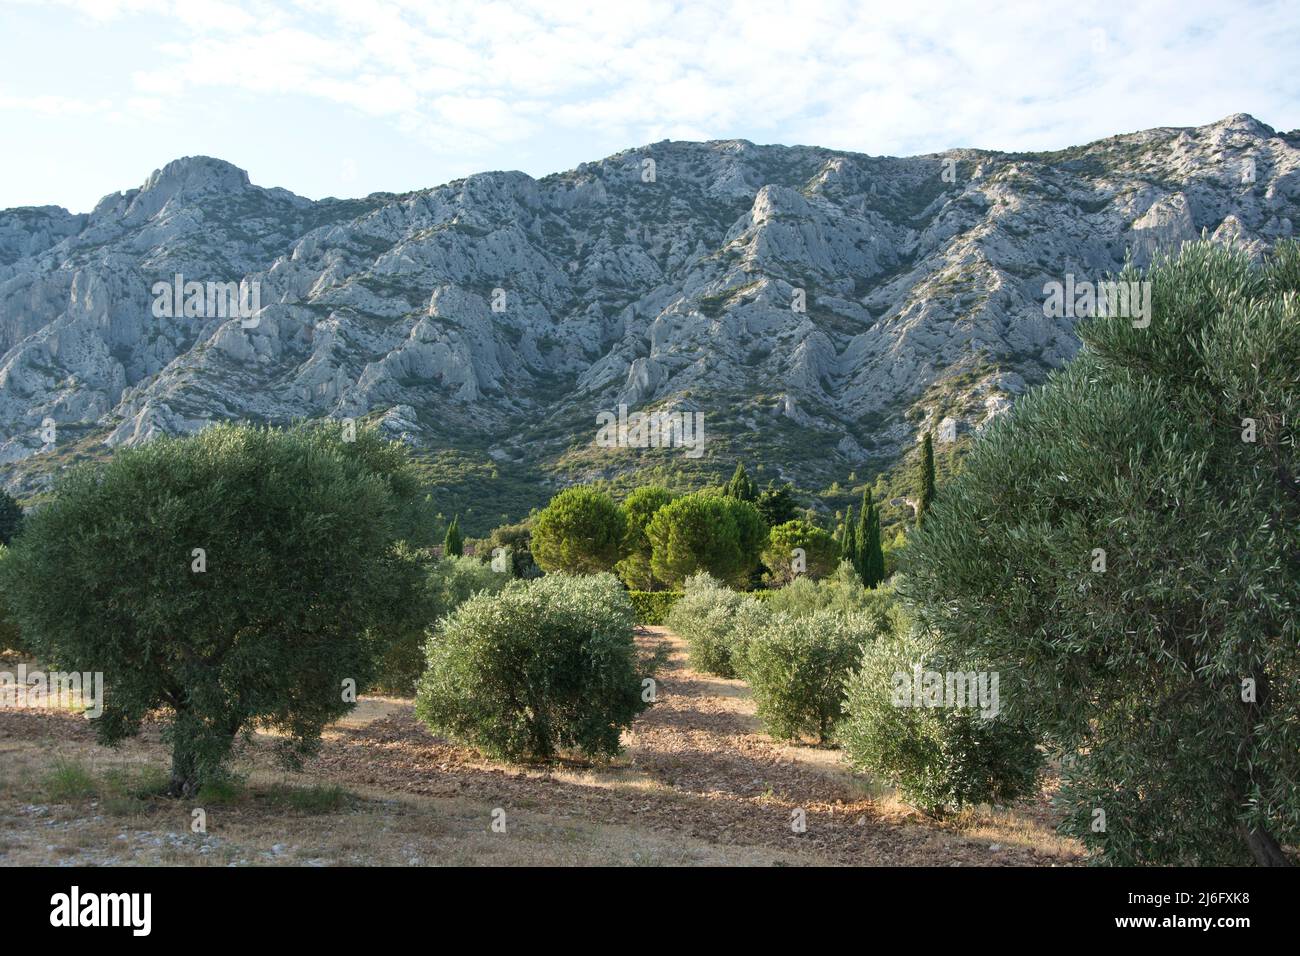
(0, 489, 23, 546)
(628, 590, 681, 625)
(374, 554, 511, 694)
(415, 573, 651, 761)
(0, 545, 21, 652)
(480, 520, 541, 579)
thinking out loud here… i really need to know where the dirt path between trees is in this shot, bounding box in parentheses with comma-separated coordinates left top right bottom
(304, 627, 1078, 865)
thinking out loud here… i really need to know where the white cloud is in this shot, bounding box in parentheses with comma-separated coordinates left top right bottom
(1, 0, 1298, 210)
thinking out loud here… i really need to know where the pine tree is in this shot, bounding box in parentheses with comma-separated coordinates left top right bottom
(444, 515, 464, 557)
(916, 432, 936, 527)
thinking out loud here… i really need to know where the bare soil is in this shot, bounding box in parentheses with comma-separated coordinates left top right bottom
(0, 628, 1081, 866)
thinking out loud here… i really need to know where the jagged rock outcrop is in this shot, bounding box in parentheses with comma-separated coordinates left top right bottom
(1, 113, 1297, 497)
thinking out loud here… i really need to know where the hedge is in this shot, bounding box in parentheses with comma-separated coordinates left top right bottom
(628, 590, 682, 625)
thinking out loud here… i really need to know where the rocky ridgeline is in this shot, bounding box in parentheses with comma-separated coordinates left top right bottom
(0, 113, 1296, 496)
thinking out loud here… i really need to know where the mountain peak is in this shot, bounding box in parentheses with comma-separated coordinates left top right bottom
(140, 156, 251, 197)
(1207, 112, 1274, 136)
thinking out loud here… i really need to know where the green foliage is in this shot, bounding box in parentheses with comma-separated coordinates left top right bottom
(479, 520, 541, 579)
(755, 480, 800, 526)
(763, 562, 899, 626)
(856, 490, 885, 587)
(724, 461, 758, 501)
(0, 489, 23, 546)
(647, 492, 767, 588)
(628, 590, 681, 625)
(443, 515, 464, 557)
(530, 486, 625, 575)
(903, 240, 1300, 865)
(840, 626, 1042, 813)
(615, 485, 675, 589)
(0, 422, 427, 796)
(916, 432, 935, 527)
(841, 504, 857, 566)
(0, 545, 22, 652)
(666, 572, 769, 678)
(43, 758, 98, 801)
(735, 609, 881, 744)
(373, 554, 512, 694)
(414, 573, 651, 761)
(882, 528, 907, 579)
(761, 519, 838, 585)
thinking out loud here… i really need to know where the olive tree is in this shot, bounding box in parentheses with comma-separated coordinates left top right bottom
(0, 422, 429, 796)
(415, 573, 651, 761)
(904, 241, 1300, 865)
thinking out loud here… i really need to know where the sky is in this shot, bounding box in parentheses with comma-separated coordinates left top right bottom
(1, 0, 1297, 212)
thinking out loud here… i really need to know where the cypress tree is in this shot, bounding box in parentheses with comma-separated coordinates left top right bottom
(855, 491, 871, 584)
(865, 500, 885, 587)
(842, 504, 857, 568)
(725, 462, 757, 501)
(917, 432, 936, 527)
(444, 515, 464, 557)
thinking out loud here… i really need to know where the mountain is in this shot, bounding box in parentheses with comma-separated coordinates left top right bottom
(1, 114, 1297, 532)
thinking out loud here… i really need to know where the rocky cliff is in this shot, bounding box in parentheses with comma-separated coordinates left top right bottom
(1, 113, 1296, 528)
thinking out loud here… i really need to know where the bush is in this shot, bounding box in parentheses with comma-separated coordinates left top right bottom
(0, 422, 427, 796)
(736, 609, 880, 744)
(415, 573, 651, 761)
(531, 486, 625, 575)
(839, 626, 1042, 813)
(904, 241, 1300, 864)
(628, 590, 681, 625)
(480, 520, 541, 579)
(374, 554, 511, 694)
(763, 561, 897, 623)
(666, 572, 768, 677)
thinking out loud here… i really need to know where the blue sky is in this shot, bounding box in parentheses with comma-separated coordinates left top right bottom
(2, 0, 1297, 212)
